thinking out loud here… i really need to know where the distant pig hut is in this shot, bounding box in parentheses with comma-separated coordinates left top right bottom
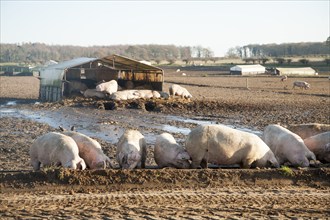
(39, 54, 164, 102)
(230, 64, 266, 75)
(274, 67, 317, 76)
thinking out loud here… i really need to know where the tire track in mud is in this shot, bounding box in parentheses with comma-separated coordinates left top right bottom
(2, 186, 330, 219)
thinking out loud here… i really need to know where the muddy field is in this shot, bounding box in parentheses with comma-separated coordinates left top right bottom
(1, 75, 330, 219)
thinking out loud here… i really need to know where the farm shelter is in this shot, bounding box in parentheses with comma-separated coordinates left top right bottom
(275, 67, 317, 76)
(39, 54, 164, 102)
(0, 65, 33, 76)
(230, 64, 266, 75)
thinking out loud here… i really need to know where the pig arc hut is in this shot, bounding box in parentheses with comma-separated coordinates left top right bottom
(230, 64, 266, 75)
(39, 54, 164, 102)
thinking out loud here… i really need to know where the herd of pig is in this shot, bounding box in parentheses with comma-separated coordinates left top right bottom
(69, 79, 193, 100)
(30, 123, 330, 171)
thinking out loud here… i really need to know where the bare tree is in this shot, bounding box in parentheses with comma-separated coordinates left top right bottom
(298, 58, 309, 65)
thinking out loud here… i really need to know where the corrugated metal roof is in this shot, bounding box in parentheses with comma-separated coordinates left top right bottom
(42, 55, 162, 72)
(101, 54, 162, 72)
(43, 57, 98, 70)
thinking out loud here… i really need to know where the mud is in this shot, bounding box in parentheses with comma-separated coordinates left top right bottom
(0, 75, 330, 219)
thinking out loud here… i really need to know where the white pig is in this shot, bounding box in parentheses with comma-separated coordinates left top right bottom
(134, 90, 161, 99)
(169, 84, 192, 99)
(185, 124, 279, 169)
(263, 124, 316, 167)
(110, 90, 140, 101)
(304, 132, 330, 162)
(96, 80, 118, 95)
(30, 132, 86, 171)
(286, 123, 330, 139)
(61, 129, 112, 169)
(154, 133, 191, 169)
(292, 81, 310, 89)
(116, 130, 147, 169)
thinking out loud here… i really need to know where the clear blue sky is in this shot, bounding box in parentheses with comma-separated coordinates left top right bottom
(1, 0, 329, 57)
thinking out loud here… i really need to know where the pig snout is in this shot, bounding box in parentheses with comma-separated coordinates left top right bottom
(120, 152, 141, 169)
(63, 159, 86, 170)
(269, 160, 280, 168)
(174, 151, 191, 168)
(176, 160, 190, 169)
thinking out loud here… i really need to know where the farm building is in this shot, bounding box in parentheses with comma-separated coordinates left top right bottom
(39, 54, 164, 102)
(230, 64, 266, 75)
(0, 65, 33, 76)
(275, 67, 317, 76)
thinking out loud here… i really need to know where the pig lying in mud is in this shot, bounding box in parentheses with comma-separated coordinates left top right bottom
(134, 90, 161, 99)
(59, 126, 112, 169)
(116, 130, 147, 169)
(96, 79, 118, 95)
(154, 133, 190, 169)
(110, 90, 140, 101)
(81, 89, 106, 98)
(286, 123, 330, 139)
(304, 132, 330, 163)
(263, 124, 316, 167)
(185, 124, 279, 169)
(30, 132, 86, 171)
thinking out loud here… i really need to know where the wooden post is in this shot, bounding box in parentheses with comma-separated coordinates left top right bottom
(246, 78, 249, 89)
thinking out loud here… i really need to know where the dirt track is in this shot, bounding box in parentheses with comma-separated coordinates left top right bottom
(0, 75, 330, 219)
(1, 168, 330, 219)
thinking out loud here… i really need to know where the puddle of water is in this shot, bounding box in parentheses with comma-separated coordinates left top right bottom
(162, 125, 191, 135)
(6, 101, 17, 106)
(0, 108, 123, 144)
(1, 106, 262, 144)
(1, 100, 41, 108)
(0, 101, 17, 108)
(167, 115, 215, 125)
(166, 115, 262, 136)
(0, 109, 17, 114)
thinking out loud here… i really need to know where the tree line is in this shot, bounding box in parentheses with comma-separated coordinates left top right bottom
(0, 43, 213, 64)
(226, 40, 330, 58)
(1, 40, 328, 65)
